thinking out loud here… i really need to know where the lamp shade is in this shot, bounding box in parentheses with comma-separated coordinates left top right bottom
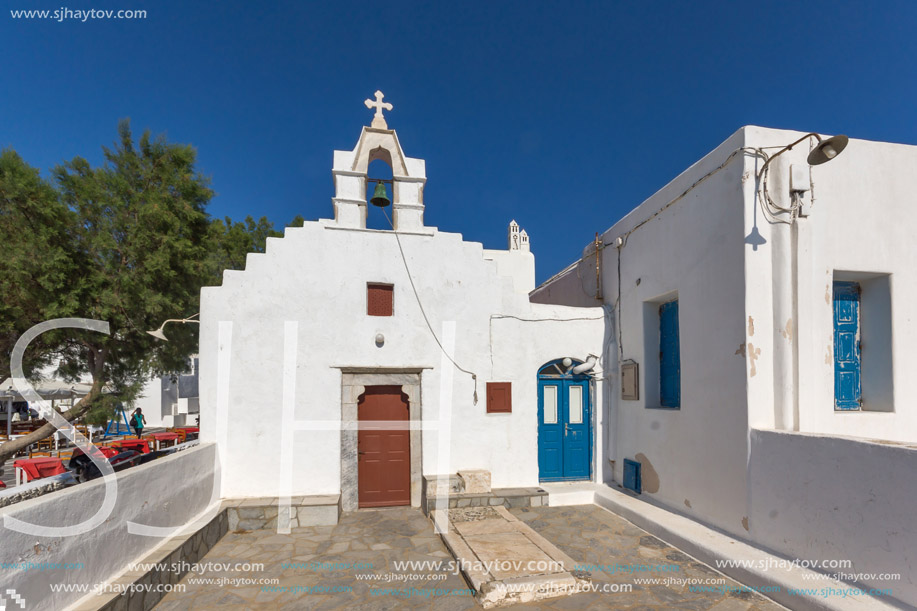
(807, 135, 849, 166)
(146, 328, 168, 341)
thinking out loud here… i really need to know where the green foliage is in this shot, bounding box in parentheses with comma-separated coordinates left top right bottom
(47, 119, 213, 381)
(0, 120, 307, 459)
(205, 213, 307, 283)
(206, 215, 282, 282)
(0, 150, 75, 379)
(82, 394, 128, 427)
(0, 120, 213, 458)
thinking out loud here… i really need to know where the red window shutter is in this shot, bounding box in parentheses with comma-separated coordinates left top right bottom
(367, 284, 394, 316)
(487, 382, 512, 413)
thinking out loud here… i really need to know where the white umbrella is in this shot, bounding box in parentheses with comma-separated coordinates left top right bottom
(0, 378, 95, 400)
(0, 378, 96, 439)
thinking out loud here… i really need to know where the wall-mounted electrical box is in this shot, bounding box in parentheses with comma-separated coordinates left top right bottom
(790, 164, 810, 192)
(621, 362, 639, 400)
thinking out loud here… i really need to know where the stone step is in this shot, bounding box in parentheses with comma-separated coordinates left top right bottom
(222, 494, 341, 530)
(437, 505, 591, 608)
(422, 486, 549, 515)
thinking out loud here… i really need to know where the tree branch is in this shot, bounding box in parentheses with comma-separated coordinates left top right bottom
(0, 371, 105, 467)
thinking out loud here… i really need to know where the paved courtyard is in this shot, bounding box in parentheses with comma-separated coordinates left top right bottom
(156, 505, 784, 610)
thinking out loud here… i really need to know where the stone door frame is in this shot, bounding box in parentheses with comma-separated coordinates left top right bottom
(339, 368, 423, 512)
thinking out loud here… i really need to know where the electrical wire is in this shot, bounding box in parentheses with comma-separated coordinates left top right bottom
(614, 146, 768, 247)
(615, 244, 624, 362)
(757, 134, 822, 224)
(489, 314, 604, 322)
(593, 146, 771, 370)
(380, 206, 479, 404)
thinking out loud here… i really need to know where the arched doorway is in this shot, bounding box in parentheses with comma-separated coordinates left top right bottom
(537, 359, 592, 482)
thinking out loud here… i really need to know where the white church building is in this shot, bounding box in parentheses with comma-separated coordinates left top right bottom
(198, 94, 606, 512)
(197, 96, 917, 605)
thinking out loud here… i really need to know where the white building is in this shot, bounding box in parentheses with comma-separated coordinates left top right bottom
(198, 97, 605, 510)
(532, 126, 917, 605)
(131, 357, 200, 429)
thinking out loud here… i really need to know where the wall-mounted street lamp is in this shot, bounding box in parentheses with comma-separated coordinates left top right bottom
(746, 132, 849, 249)
(146, 314, 200, 342)
(757, 132, 849, 183)
(756, 133, 848, 434)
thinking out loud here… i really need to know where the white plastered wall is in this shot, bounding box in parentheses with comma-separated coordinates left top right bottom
(0, 444, 218, 611)
(482, 249, 536, 295)
(743, 128, 917, 441)
(748, 429, 917, 607)
(762, 130, 917, 442)
(198, 219, 605, 498)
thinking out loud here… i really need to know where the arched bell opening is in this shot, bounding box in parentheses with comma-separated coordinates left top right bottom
(366, 152, 393, 231)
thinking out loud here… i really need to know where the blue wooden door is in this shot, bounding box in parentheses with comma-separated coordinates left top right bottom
(562, 379, 590, 479)
(538, 375, 591, 481)
(833, 282, 861, 410)
(659, 300, 681, 408)
(537, 381, 563, 480)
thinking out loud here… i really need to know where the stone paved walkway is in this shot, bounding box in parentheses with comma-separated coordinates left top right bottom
(509, 506, 783, 610)
(155, 505, 784, 610)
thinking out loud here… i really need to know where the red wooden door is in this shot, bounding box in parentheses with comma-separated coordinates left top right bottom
(358, 386, 410, 507)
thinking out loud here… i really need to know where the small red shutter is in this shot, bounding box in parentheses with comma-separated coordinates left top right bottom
(487, 382, 512, 413)
(367, 284, 394, 316)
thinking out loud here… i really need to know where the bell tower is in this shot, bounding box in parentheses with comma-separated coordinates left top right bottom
(330, 91, 427, 231)
(508, 220, 531, 252)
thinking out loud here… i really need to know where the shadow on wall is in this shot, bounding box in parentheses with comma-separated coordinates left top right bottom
(634, 452, 660, 493)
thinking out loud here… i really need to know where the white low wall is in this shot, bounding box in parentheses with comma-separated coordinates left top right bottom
(0, 443, 218, 611)
(748, 429, 916, 607)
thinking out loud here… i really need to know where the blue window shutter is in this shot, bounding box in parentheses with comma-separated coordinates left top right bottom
(659, 300, 681, 408)
(623, 458, 642, 494)
(833, 282, 861, 410)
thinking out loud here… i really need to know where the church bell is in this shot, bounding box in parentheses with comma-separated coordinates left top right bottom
(370, 182, 391, 208)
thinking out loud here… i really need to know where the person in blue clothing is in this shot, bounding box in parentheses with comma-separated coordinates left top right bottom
(130, 408, 147, 439)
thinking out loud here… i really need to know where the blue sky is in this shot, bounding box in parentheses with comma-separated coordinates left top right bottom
(4, 0, 917, 282)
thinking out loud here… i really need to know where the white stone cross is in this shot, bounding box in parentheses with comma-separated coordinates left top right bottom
(364, 90, 393, 129)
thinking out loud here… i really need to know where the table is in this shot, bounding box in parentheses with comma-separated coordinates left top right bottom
(95, 446, 119, 459)
(172, 427, 199, 442)
(111, 439, 150, 454)
(56, 424, 102, 447)
(13, 457, 67, 485)
(71, 445, 119, 461)
(149, 432, 180, 450)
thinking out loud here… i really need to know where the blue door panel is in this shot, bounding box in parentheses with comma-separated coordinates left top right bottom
(659, 300, 681, 408)
(562, 380, 590, 479)
(833, 282, 861, 410)
(836, 334, 856, 360)
(537, 383, 563, 479)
